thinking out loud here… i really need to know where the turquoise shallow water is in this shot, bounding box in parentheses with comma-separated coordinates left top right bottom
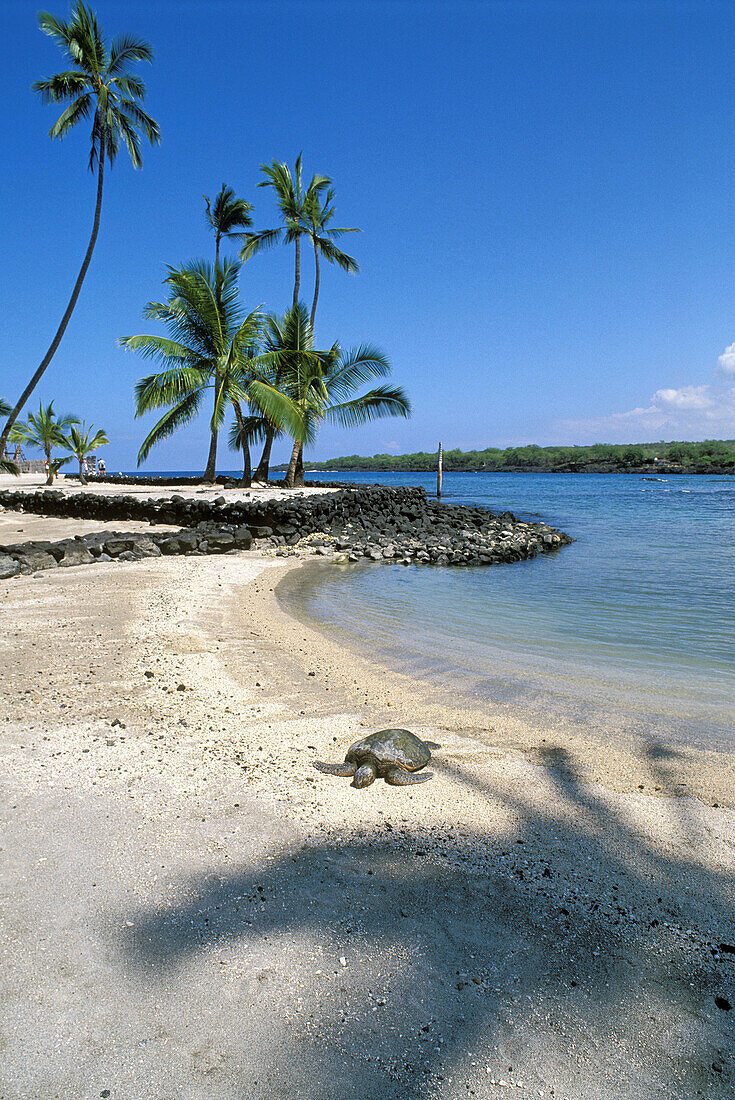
(281, 471, 735, 750)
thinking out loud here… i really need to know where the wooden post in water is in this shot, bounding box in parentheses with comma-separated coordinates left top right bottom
(437, 442, 443, 499)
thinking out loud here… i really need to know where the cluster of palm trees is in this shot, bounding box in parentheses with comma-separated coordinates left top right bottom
(0, 3, 410, 488)
(0, 2, 159, 468)
(1, 400, 108, 485)
(123, 164, 410, 487)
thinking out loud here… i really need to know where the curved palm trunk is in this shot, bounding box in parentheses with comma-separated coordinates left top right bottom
(284, 439, 301, 488)
(232, 400, 251, 487)
(45, 445, 53, 487)
(253, 427, 274, 482)
(78, 456, 87, 485)
(293, 235, 301, 309)
(294, 444, 304, 488)
(0, 155, 105, 461)
(203, 427, 217, 483)
(204, 237, 223, 484)
(240, 440, 251, 485)
(310, 237, 320, 330)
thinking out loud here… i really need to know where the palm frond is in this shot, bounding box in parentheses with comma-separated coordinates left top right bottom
(324, 344, 391, 400)
(0, 457, 20, 476)
(111, 73, 145, 100)
(240, 227, 283, 259)
(246, 380, 312, 443)
(33, 71, 89, 104)
(325, 385, 411, 429)
(137, 390, 202, 465)
(108, 33, 153, 75)
(73, 2, 106, 75)
(116, 111, 142, 168)
(119, 333, 196, 367)
(37, 11, 74, 59)
(316, 236, 359, 273)
(64, 422, 109, 456)
(118, 99, 160, 147)
(134, 366, 209, 415)
(48, 92, 92, 139)
(228, 412, 268, 452)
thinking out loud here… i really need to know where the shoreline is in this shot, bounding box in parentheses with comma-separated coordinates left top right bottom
(265, 558, 735, 807)
(2, 549, 734, 1096)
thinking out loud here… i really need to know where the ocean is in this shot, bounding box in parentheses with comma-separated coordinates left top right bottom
(277, 471, 735, 751)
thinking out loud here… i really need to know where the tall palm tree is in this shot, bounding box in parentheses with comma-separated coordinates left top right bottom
(241, 155, 330, 309)
(264, 304, 411, 489)
(64, 421, 109, 484)
(303, 187, 360, 328)
(202, 184, 254, 478)
(204, 183, 253, 269)
(120, 259, 306, 477)
(0, 2, 160, 463)
(11, 402, 80, 485)
(0, 400, 20, 476)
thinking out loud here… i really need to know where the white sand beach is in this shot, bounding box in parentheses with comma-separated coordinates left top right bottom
(1, 502, 734, 1099)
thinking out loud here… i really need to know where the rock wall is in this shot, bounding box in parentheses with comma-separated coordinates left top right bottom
(0, 485, 573, 578)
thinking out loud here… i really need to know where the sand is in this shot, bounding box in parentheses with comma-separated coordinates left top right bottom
(1, 511, 734, 1099)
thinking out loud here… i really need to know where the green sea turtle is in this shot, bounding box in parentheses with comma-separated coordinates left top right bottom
(314, 728, 440, 788)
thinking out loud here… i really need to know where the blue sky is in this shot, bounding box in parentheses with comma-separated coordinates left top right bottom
(3, 0, 735, 471)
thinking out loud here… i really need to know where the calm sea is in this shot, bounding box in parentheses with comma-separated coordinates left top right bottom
(278, 471, 735, 751)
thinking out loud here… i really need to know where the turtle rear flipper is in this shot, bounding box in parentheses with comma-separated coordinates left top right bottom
(384, 768, 434, 786)
(314, 761, 356, 777)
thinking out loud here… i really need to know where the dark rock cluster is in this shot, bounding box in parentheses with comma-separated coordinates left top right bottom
(0, 485, 572, 577)
(0, 525, 253, 578)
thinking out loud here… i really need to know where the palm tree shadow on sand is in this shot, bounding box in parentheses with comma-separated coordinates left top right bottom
(116, 744, 735, 1099)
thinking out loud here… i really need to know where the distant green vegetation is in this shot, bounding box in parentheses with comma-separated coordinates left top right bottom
(294, 439, 735, 473)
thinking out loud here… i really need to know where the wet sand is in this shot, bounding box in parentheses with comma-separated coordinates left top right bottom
(1, 541, 734, 1099)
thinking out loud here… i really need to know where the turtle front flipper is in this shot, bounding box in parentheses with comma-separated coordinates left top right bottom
(384, 768, 434, 786)
(314, 761, 357, 777)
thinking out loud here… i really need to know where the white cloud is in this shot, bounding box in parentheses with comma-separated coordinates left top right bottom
(652, 385, 714, 411)
(717, 343, 735, 375)
(557, 383, 735, 443)
(553, 344, 735, 443)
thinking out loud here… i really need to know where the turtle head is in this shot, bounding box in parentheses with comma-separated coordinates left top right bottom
(351, 762, 377, 788)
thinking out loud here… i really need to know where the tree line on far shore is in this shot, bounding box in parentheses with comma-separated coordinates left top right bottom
(295, 439, 735, 474)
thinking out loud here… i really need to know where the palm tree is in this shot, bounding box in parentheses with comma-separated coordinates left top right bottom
(0, 2, 160, 463)
(0, 400, 20, 476)
(64, 421, 109, 484)
(204, 183, 253, 268)
(264, 304, 411, 489)
(202, 184, 254, 478)
(241, 155, 330, 309)
(11, 402, 80, 485)
(228, 408, 268, 486)
(303, 186, 360, 328)
(120, 259, 306, 477)
(251, 304, 328, 483)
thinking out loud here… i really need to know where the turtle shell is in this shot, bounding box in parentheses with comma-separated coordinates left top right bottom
(345, 728, 431, 775)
